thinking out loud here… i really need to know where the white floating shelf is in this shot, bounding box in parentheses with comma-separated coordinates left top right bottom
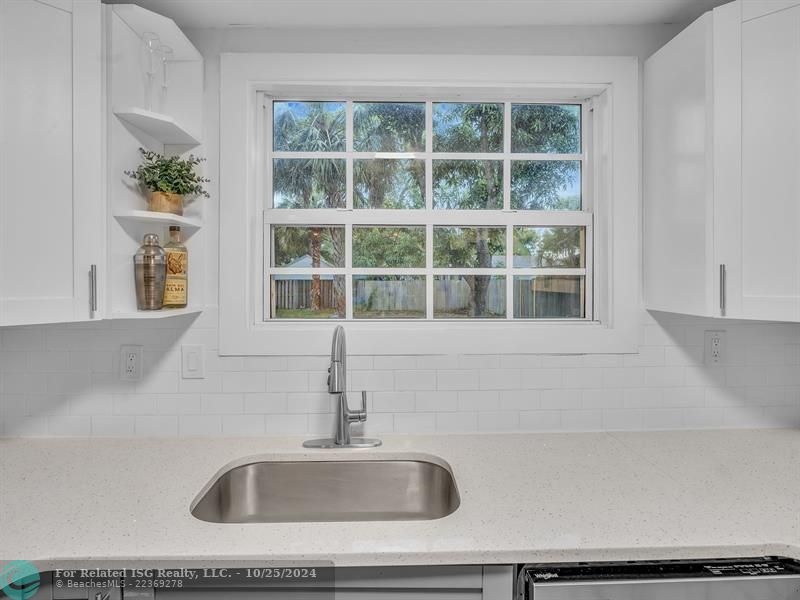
(114, 209, 202, 233)
(114, 107, 201, 146)
(112, 307, 203, 320)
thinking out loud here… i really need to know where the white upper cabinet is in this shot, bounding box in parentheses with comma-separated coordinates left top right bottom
(645, 0, 800, 321)
(738, 4, 800, 321)
(0, 0, 104, 326)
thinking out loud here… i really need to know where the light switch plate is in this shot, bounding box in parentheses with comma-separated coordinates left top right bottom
(181, 344, 205, 379)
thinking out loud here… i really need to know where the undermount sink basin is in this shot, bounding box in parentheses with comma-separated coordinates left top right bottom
(191, 458, 460, 523)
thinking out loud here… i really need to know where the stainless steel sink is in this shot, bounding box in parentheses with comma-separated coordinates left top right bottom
(191, 458, 460, 523)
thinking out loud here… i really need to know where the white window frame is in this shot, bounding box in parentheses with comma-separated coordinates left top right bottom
(264, 96, 592, 322)
(219, 53, 640, 356)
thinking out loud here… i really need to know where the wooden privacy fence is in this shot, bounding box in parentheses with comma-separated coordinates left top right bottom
(354, 279, 426, 312)
(353, 277, 505, 315)
(514, 277, 583, 318)
(434, 277, 506, 315)
(273, 279, 337, 309)
(274, 277, 581, 317)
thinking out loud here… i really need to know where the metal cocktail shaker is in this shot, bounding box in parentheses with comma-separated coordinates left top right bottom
(134, 233, 166, 310)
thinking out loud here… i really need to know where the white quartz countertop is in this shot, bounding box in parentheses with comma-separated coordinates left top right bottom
(1, 430, 799, 569)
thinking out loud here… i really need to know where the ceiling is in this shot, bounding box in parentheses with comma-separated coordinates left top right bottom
(106, 0, 729, 29)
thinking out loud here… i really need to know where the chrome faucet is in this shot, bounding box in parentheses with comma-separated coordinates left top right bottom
(303, 326, 381, 449)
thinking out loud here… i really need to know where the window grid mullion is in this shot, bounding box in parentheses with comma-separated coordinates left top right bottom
(271, 151, 581, 161)
(346, 101, 354, 210)
(264, 209, 592, 227)
(504, 102, 513, 319)
(426, 223, 434, 320)
(425, 101, 434, 318)
(506, 224, 514, 320)
(345, 223, 353, 319)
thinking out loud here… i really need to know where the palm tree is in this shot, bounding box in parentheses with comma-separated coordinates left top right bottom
(274, 103, 346, 315)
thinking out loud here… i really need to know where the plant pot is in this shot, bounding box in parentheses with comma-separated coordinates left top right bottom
(148, 191, 184, 215)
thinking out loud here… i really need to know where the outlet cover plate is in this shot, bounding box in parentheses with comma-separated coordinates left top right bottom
(704, 330, 726, 366)
(120, 345, 143, 381)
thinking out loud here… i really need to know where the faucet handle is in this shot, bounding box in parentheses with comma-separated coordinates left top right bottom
(359, 390, 367, 421)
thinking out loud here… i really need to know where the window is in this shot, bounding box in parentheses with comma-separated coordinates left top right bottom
(264, 99, 592, 321)
(219, 53, 639, 355)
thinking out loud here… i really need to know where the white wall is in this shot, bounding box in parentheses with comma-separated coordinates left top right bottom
(3, 23, 799, 437)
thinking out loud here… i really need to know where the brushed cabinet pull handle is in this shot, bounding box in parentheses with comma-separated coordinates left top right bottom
(90, 264, 98, 313)
(719, 264, 726, 317)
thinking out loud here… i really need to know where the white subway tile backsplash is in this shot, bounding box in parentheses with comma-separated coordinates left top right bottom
(435, 412, 478, 432)
(47, 416, 91, 436)
(201, 393, 244, 414)
(561, 409, 603, 431)
(265, 414, 307, 434)
(581, 389, 624, 409)
(643, 408, 684, 429)
(682, 408, 725, 429)
(603, 367, 645, 389)
(437, 370, 479, 391)
(415, 391, 458, 412)
(266, 371, 308, 392)
(134, 416, 178, 436)
(113, 394, 156, 416)
(179, 415, 222, 436)
(499, 354, 543, 369)
(244, 393, 288, 414)
(478, 411, 519, 432)
(2, 309, 799, 437)
(623, 346, 665, 367)
(520, 368, 562, 389)
(394, 370, 437, 391)
(91, 416, 135, 436)
(221, 372, 266, 393)
(602, 408, 644, 430)
(308, 413, 334, 435)
(394, 412, 436, 433)
(222, 415, 266, 435)
(458, 390, 499, 411)
(287, 392, 332, 413)
(498, 390, 540, 410)
(519, 410, 561, 431)
(349, 370, 395, 391)
(479, 369, 522, 390)
(541, 389, 581, 410)
(4, 416, 47, 436)
(372, 392, 415, 413)
(374, 355, 418, 370)
(153, 394, 201, 415)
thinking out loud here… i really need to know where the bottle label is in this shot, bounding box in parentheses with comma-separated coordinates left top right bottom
(164, 249, 188, 306)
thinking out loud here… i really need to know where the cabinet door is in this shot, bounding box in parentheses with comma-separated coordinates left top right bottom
(737, 4, 800, 321)
(0, 0, 103, 326)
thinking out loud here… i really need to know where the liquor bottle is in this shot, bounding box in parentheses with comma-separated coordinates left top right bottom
(163, 226, 188, 308)
(134, 234, 166, 310)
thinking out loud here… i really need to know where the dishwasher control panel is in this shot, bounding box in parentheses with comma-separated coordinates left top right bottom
(524, 556, 800, 583)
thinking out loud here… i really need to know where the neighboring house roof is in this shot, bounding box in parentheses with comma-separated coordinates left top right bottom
(273, 254, 335, 280)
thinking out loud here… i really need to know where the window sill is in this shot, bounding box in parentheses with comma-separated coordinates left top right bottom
(224, 319, 638, 355)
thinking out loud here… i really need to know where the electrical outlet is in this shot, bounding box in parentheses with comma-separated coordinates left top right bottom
(181, 344, 205, 379)
(120, 345, 143, 381)
(704, 330, 726, 366)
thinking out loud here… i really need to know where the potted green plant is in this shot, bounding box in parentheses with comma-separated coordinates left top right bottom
(125, 148, 210, 215)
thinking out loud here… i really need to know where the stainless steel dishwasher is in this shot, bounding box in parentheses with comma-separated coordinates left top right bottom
(517, 557, 800, 600)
